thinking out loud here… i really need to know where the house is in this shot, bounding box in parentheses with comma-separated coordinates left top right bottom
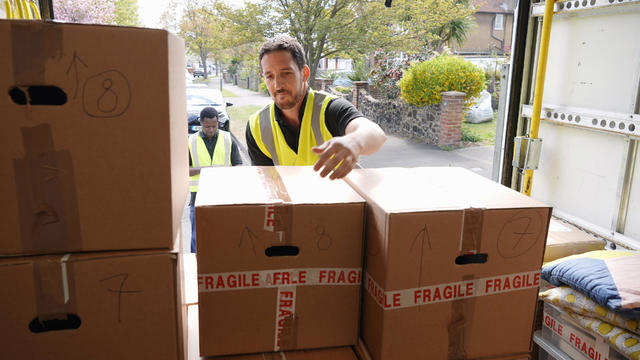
(455, 0, 516, 56)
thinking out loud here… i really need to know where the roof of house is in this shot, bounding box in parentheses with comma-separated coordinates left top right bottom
(473, 0, 516, 13)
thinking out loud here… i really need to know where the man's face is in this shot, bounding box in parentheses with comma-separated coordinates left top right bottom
(200, 117, 218, 138)
(261, 50, 310, 110)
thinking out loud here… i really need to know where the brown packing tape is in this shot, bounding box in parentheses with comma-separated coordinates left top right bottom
(259, 167, 293, 244)
(278, 315, 299, 350)
(14, 124, 83, 253)
(11, 21, 63, 85)
(460, 208, 484, 254)
(33, 254, 77, 320)
(447, 277, 477, 358)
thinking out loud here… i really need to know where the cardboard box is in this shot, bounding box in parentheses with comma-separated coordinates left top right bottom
(195, 166, 365, 357)
(540, 302, 627, 360)
(0, 251, 186, 360)
(187, 304, 358, 360)
(0, 20, 188, 255)
(543, 217, 605, 263)
(345, 167, 552, 360)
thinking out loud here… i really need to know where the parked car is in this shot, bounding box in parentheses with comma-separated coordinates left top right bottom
(186, 86, 233, 133)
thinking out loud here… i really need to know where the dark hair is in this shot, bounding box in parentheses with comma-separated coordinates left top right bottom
(258, 35, 306, 71)
(200, 107, 218, 121)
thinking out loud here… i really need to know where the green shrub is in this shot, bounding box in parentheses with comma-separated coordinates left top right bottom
(347, 58, 369, 82)
(461, 127, 481, 142)
(333, 86, 352, 94)
(259, 79, 269, 95)
(399, 55, 485, 107)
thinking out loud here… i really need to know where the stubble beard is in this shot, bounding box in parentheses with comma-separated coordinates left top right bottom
(274, 85, 304, 110)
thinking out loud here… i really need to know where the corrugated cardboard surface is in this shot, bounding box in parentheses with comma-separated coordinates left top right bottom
(345, 167, 552, 360)
(543, 217, 605, 263)
(196, 166, 365, 357)
(0, 251, 185, 360)
(0, 20, 187, 255)
(188, 305, 359, 360)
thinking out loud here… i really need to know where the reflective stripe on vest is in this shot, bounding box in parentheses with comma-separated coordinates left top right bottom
(252, 89, 334, 166)
(189, 130, 231, 192)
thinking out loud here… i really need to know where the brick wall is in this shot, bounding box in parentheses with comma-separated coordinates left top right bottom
(439, 91, 465, 148)
(354, 90, 465, 148)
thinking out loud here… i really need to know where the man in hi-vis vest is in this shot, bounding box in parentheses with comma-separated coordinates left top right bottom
(189, 107, 242, 253)
(246, 35, 386, 179)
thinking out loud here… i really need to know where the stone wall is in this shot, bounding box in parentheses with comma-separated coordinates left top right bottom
(357, 91, 442, 145)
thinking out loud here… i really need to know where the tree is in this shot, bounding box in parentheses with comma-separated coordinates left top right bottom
(114, 0, 141, 26)
(218, 0, 476, 82)
(159, 0, 183, 33)
(53, 0, 116, 24)
(179, 3, 231, 79)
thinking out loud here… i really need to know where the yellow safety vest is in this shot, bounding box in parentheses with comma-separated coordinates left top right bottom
(249, 89, 335, 165)
(189, 130, 231, 192)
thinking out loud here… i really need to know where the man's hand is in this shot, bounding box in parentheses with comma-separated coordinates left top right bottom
(312, 135, 361, 180)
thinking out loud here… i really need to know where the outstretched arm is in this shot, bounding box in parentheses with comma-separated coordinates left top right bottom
(312, 117, 386, 179)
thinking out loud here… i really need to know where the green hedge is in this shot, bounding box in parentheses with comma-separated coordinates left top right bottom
(399, 55, 485, 107)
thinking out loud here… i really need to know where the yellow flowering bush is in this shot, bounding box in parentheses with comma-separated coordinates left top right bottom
(399, 55, 485, 107)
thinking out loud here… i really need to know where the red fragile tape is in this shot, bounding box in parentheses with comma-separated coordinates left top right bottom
(198, 267, 362, 351)
(365, 270, 540, 310)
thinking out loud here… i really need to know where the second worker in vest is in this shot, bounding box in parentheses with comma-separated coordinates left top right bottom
(189, 107, 243, 253)
(246, 35, 386, 179)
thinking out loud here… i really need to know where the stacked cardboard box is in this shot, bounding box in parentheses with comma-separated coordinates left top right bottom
(345, 167, 552, 360)
(0, 20, 189, 359)
(194, 166, 365, 357)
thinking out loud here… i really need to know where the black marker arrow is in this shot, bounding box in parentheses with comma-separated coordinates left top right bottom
(409, 225, 432, 288)
(66, 51, 87, 99)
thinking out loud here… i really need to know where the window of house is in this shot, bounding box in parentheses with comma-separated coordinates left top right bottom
(494, 14, 504, 31)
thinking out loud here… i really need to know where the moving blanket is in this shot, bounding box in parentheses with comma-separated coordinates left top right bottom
(541, 250, 640, 317)
(565, 307, 640, 360)
(540, 286, 639, 336)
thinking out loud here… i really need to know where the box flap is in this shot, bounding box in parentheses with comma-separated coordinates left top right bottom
(346, 167, 549, 213)
(196, 166, 364, 207)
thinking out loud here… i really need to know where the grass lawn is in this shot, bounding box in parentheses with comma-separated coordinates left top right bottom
(228, 105, 262, 144)
(461, 111, 497, 145)
(221, 89, 237, 98)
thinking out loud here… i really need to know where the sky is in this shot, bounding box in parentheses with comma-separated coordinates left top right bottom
(137, 0, 247, 29)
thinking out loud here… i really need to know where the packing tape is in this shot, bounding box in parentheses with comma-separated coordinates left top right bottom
(11, 21, 63, 85)
(447, 274, 476, 360)
(33, 253, 76, 319)
(199, 267, 361, 351)
(14, 124, 82, 253)
(364, 270, 540, 310)
(460, 208, 484, 254)
(198, 267, 362, 292)
(258, 167, 293, 244)
(274, 286, 297, 351)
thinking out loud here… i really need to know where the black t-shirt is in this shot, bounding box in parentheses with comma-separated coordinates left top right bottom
(245, 90, 363, 165)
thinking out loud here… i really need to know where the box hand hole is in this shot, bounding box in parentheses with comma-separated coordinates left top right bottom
(455, 253, 488, 265)
(29, 314, 81, 333)
(265, 246, 299, 257)
(9, 86, 67, 105)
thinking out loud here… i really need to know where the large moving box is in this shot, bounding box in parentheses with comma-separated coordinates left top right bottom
(0, 251, 186, 360)
(195, 166, 365, 357)
(0, 20, 187, 255)
(345, 167, 552, 360)
(187, 305, 359, 360)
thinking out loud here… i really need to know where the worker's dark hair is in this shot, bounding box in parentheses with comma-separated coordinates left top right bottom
(200, 107, 218, 121)
(259, 35, 306, 71)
